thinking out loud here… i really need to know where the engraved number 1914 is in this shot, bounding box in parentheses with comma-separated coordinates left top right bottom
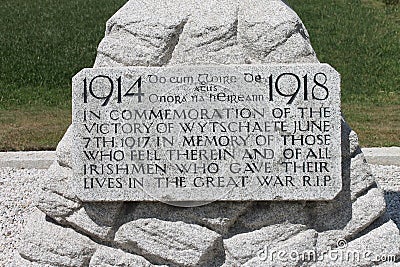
(83, 76, 143, 106)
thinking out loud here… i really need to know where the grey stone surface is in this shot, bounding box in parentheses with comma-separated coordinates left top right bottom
(19, 209, 97, 267)
(95, 0, 317, 68)
(235, 201, 309, 230)
(36, 190, 80, 222)
(348, 153, 376, 200)
(15, 0, 399, 266)
(0, 151, 55, 169)
(115, 218, 224, 266)
(65, 202, 124, 241)
(244, 229, 318, 266)
(89, 246, 165, 267)
(122, 201, 251, 235)
(363, 147, 400, 166)
(72, 64, 342, 202)
(224, 223, 306, 265)
(348, 129, 362, 158)
(0, 168, 44, 267)
(56, 125, 73, 168)
(312, 221, 400, 267)
(342, 188, 386, 235)
(36, 162, 81, 219)
(41, 162, 78, 201)
(316, 187, 386, 250)
(372, 164, 400, 191)
(11, 253, 58, 267)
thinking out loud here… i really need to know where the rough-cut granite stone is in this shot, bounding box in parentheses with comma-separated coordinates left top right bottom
(122, 201, 251, 235)
(348, 153, 376, 200)
(94, 0, 316, 67)
(246, 230, 318, 267)
(343, 188, 386, 235)
(115, 218, 224, 266)
(65, 202, 124, 241)
(316, 187, 386, 250)
(19, 0, 396, 266)
(11, 254, 59, 267)
(36, 162, 80, 219)
(312, 221, 400, 267)
(236, 202, 309, 230)
(236, 0, 317, 64)
(224, 223, 306, 265)
(345, 221, 400, 266)
(56, 125, 73, 168)
(19, 209, 97, 267)
(89, 246, 166, 267)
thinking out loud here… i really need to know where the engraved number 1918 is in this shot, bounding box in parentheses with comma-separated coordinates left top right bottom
(268, 72, 329, 104)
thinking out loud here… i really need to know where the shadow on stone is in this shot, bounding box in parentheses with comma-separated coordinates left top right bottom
(228, 119, 354, 236)
(305, 119, 353, 232)
(113, 119, 356, 239)
(385, 191, 400, 230)
(82, 202, 122, 227)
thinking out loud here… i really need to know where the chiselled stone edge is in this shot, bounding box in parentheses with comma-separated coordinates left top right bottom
(0, 151, 56, 169)
(363, 147, 400, 167)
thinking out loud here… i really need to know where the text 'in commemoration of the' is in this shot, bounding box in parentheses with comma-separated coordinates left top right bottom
(72, 64, 342, 202)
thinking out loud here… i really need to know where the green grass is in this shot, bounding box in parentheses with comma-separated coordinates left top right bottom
(0, 0, 127, 109)
(0, 0, 399, 150)
(287, 0, 399, 146)
(0, 109, 71, 151)
(0, 0, 127, 151)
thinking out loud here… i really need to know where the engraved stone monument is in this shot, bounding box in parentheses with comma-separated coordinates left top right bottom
(72, 64, 341, 202)
(17, 1, 400, 266)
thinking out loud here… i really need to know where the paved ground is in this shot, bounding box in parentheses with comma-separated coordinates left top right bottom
(0, 168, 44, 267)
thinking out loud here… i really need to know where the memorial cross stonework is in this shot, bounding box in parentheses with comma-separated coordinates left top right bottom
(18, 1, 400, 266)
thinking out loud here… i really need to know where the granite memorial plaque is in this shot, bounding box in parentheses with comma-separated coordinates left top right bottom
(72, 64, 341, 201)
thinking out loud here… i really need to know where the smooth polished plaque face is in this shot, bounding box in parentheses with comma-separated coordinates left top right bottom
(72, 64, 342, 202)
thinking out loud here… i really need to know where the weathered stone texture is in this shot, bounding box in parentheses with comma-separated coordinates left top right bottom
(18, 0, 397, 266)
(115, 218, 224, 266)
(121, 201, 251, 235)
(56, 125, 73, 168)
(65, 202, 124, 241)
(224, 224, 307, 265)
(36, 162, 80, 220)
(244, 229, 318, 266)
(19, 210, 97, 267)
(89, 246, 166, 267)
(349, 153, 376, 200)
(95, 0, 316, 67)
(312, 221, 400, 267)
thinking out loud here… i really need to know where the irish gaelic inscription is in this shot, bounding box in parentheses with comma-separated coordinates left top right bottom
(72, 64, 342, 201)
